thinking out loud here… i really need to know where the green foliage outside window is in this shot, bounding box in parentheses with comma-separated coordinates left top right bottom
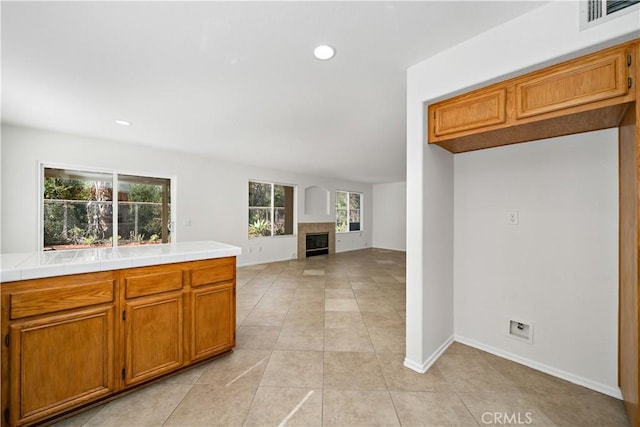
(336, 191, 361, 232)
(249, 181, 293, 238)
(43, 168, 171, 250)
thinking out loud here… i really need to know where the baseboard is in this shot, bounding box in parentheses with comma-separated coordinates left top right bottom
(237, 256, 295, 268)
(370, 246, 407, 253)
(404, 335, 454, 373)
(454, 335, 623, 399)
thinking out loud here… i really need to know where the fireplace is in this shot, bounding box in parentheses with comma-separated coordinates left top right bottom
(297, 222, 336, 259)
(306, 233, 329, 257)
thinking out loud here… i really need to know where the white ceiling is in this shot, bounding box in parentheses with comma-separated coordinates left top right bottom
(2, 1, 545, 184)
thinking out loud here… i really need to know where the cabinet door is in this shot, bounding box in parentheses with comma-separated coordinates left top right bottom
(9, 306, 115, 426)
(124, 292, 183, 386)
(515, 47, 630, 119)
(190, 282, 235, 362)
(431, 88, 507, 138)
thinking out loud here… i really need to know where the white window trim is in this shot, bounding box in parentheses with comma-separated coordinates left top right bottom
(248, 179, 296, 239)
(38, 161, 177, 250)
(336, 190, 363, 234)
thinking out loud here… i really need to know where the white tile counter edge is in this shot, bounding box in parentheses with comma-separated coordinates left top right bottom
(0, 241, 242, 282)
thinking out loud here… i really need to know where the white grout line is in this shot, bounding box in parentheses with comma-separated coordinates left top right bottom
(277, 390, 315, 427)
(225, 356, 269, 387)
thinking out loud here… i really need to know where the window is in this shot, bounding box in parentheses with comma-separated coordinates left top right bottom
(336, 191, 361, 232)
(42, 166, 172, 250)
(248, 181, 294, 237)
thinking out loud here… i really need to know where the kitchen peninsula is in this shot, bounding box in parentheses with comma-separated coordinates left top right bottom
(0, 241, 241, 427)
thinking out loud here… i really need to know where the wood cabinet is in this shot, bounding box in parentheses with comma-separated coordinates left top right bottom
(1, 273, 116, 427)
(432, 88, 507, 137)
(121, 265, 185, 386)
(123, 292, 183, 386)
(428, 42, 635, 153)
(427, 39, 640, 427)
(0, 257, 236, 426)
(188, 258, 236, 362)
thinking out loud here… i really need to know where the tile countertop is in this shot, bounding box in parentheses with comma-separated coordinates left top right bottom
(0, 241, 242, 283)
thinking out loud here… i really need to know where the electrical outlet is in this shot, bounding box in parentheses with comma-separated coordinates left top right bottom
(508, 319, 533, 344)
(507, 211, 519, 225)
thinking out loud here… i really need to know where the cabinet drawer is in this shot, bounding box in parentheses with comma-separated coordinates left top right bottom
(10, 280, 115, 320)
(432, 88, 507, 137)
(124, 269, 183, 299)
(516, 48, 629, 118)
(190, 258, 235, 287)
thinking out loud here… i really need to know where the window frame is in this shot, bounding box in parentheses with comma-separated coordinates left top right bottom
(335, 190, 363, 233)
(38, 162, 177, 250)
(248, 179, 296, 239)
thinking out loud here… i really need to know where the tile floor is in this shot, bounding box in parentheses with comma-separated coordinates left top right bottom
(54, 248, 630, 426)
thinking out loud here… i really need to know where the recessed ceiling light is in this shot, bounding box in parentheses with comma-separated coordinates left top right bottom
(314, 45, 336, 61)
(115, 119, 131, 126)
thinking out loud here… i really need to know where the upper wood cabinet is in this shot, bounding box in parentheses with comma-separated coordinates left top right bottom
(515, 48, 630, 119)
(432, 88, 507, 137)
(428, 41, 637, 153)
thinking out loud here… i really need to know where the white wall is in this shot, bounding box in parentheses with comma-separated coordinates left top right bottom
(407, 0, 639, 395)
(1, 124, 373, 265)
(372, 181, 406, 251)
(455, 130, 618, 394)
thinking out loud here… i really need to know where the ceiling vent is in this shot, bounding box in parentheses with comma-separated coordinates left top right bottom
(580, 0, 640, 29)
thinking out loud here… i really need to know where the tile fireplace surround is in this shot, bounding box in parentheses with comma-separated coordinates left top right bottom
(297, 222, 336, 259)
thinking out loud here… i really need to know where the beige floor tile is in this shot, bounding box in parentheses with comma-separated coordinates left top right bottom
(531, 389, 630, 426)
(303, 269, 325, 276)
(235, 326, 281, 350)
(391, 391, 478, 426)
(160, 360, 211, 384)
(459, 391, 556, 426)
(241, 310, 287, 327)
(377, 353, 453, 392)
(323, 389, 400, 426)
(253, 298, 292, 314)
(324, 311, 366, 329)
(325, 288, 355, 299)
(85, 383, 192, 426)
(349, 280, 378, 290)
(325, 280, 353, 289)
(289, 300, 326, 313)
(354, 288, 386, 299)
(324, 351, 386, 390)
(163, 382, 256, 426)
(50, 405, 104, 427)
(294, 288, 325, 299)
(197, 349, 270, 388)
(362, 311, 405, 329)
(270, 279, 300, 289)
(356, 297, 397, 312)
(261, 350, 323, 388)
(243, 387, 322, 426)
(435, 353, 519, 393)
(368, 327, 405, 353)
(446, 342, 483, 355)
(284, 309, 325, 325)
(275, 327, 324, 351)
(482, 352, 580, 396)
(324, 327, 374, 352)
(325, 298, 360, 311)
